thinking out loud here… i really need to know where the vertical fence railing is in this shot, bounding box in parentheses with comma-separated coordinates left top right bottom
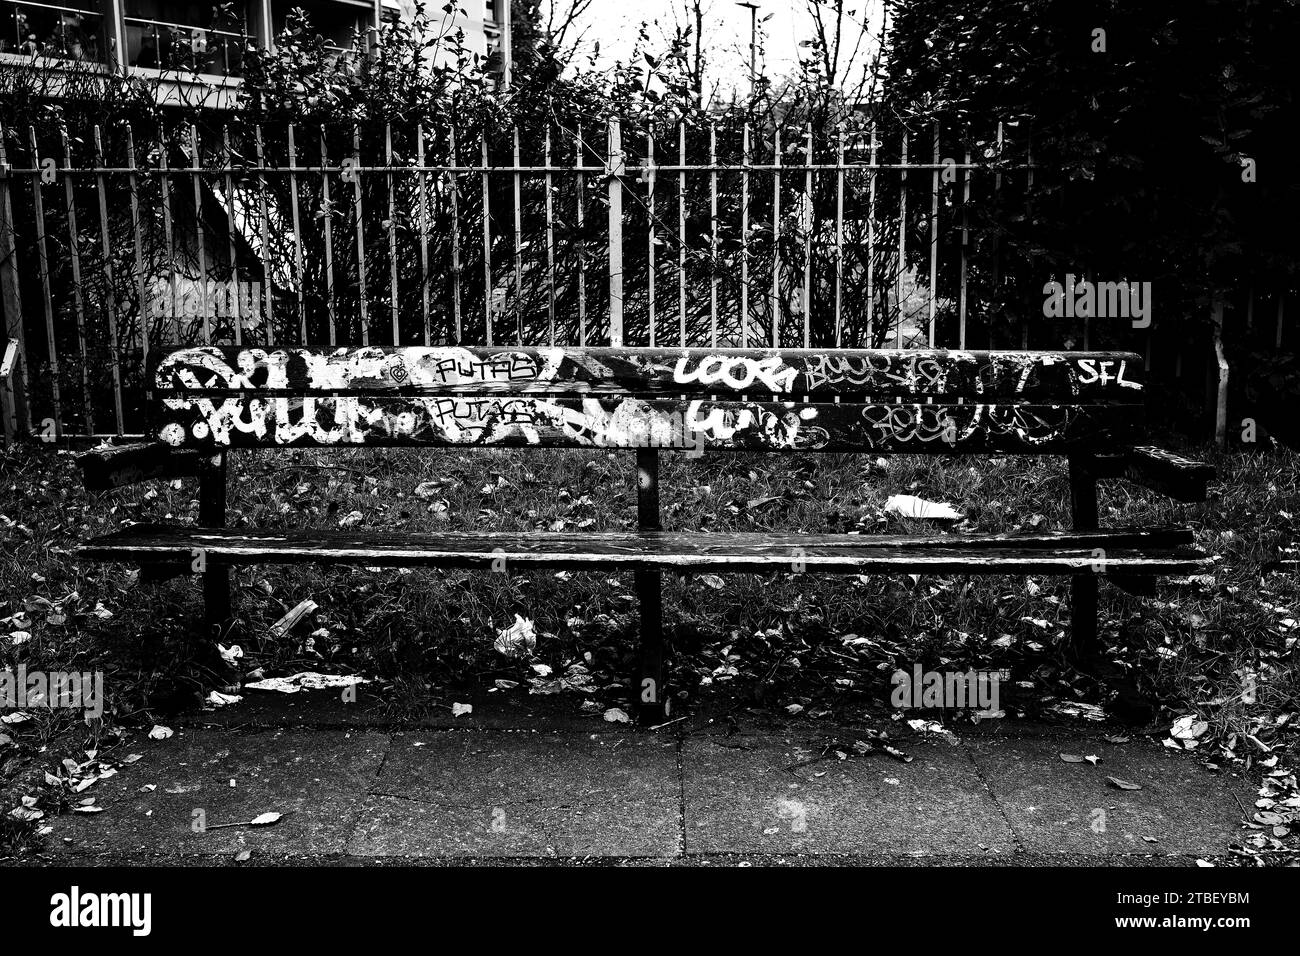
(0, 116, 1053, 441)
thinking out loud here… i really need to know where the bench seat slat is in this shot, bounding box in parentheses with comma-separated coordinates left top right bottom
(1091, 445, 1216, 502)
(152, 395, 1142, 454)
(152, 346, 1144, 401)
(80, 525, 1209, 575)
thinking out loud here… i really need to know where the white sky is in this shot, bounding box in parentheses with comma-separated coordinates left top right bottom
(554, 0, 888, 98)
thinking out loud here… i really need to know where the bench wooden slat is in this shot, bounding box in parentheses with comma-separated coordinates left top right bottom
(152, 395, 1142, 454)
(151, 346, 1145, 401)
(76, 442, 208, 491)
(1091, 445, 1215, 502)
(80, 525, 1209, 575)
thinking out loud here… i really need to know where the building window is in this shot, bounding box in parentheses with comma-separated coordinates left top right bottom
(271, 0, 369, 56)
(123, 0, 250, 77)
(0, 0, 104, 62)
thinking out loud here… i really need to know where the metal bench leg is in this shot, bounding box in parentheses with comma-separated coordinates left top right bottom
(197, 451, 232, 642)
(1068, 454, 1099, 658)
(636, 569, 668, 721)
(634, 449, 670, 722)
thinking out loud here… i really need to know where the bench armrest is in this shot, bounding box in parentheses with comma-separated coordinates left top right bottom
(1091, 445, 1215, 503)
(77, 442, 205, 491)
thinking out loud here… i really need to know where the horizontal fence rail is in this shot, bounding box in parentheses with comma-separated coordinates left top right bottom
(0, 115, 1282, 442)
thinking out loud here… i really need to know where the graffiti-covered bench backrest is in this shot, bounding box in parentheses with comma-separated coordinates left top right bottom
(148, 346, 1146, 454)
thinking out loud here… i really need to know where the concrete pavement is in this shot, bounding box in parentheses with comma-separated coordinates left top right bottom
(35, 691, 1253, 865)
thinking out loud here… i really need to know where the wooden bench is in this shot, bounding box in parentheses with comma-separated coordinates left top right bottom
(76, 345, 1215, 721)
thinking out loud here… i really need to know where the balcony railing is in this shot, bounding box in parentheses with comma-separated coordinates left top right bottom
(0, 0, 104, 62)
(123, 14, 249, 77)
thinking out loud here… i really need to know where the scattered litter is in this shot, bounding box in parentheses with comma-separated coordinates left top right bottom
(205, 691, 242, 709)
(244, 672, 368, 694)
(907, 718, 955, 739)
(147, 725, 173, 740)
(267, 599, 318, 640)
(494, 614, 537, 658)
(602, 707, 630, 724)
(451, 702, 473, 717)
(884, 495, 964, 521)
(1046, 701, 1107, 722)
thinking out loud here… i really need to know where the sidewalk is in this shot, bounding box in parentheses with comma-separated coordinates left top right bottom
(35, 691, 1253, 865)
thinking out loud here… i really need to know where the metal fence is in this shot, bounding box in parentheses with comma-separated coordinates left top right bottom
(0, 113, 1228, 443)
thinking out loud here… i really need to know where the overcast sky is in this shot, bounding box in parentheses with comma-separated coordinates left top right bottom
(553, 0, 887, 98)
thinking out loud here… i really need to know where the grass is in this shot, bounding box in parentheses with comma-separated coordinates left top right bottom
(1, 438, 1297, 859)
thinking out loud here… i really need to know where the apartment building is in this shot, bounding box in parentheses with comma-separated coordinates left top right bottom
(0, 0, 511, 106)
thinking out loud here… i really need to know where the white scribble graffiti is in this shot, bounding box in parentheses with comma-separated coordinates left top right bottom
(672, 354, 798, 393)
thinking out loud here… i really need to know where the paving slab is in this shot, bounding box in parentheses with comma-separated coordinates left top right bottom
(966, 733, 1253, 856)
(189, 687, 619, 732)
(44, 729, 388, 857)
(681, 735, 1016, 857)
(346, 731, 680, 857)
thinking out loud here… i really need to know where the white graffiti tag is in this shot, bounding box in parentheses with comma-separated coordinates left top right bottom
(673, 354, 798, 393)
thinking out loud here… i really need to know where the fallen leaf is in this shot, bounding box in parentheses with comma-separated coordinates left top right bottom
(249, 812, 282, 826)
(413, 480, 445, 499)
(1106, 776, 1142, 791)
(1170, 716, 1209, 744)
(1059, 753, 1085, 763)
